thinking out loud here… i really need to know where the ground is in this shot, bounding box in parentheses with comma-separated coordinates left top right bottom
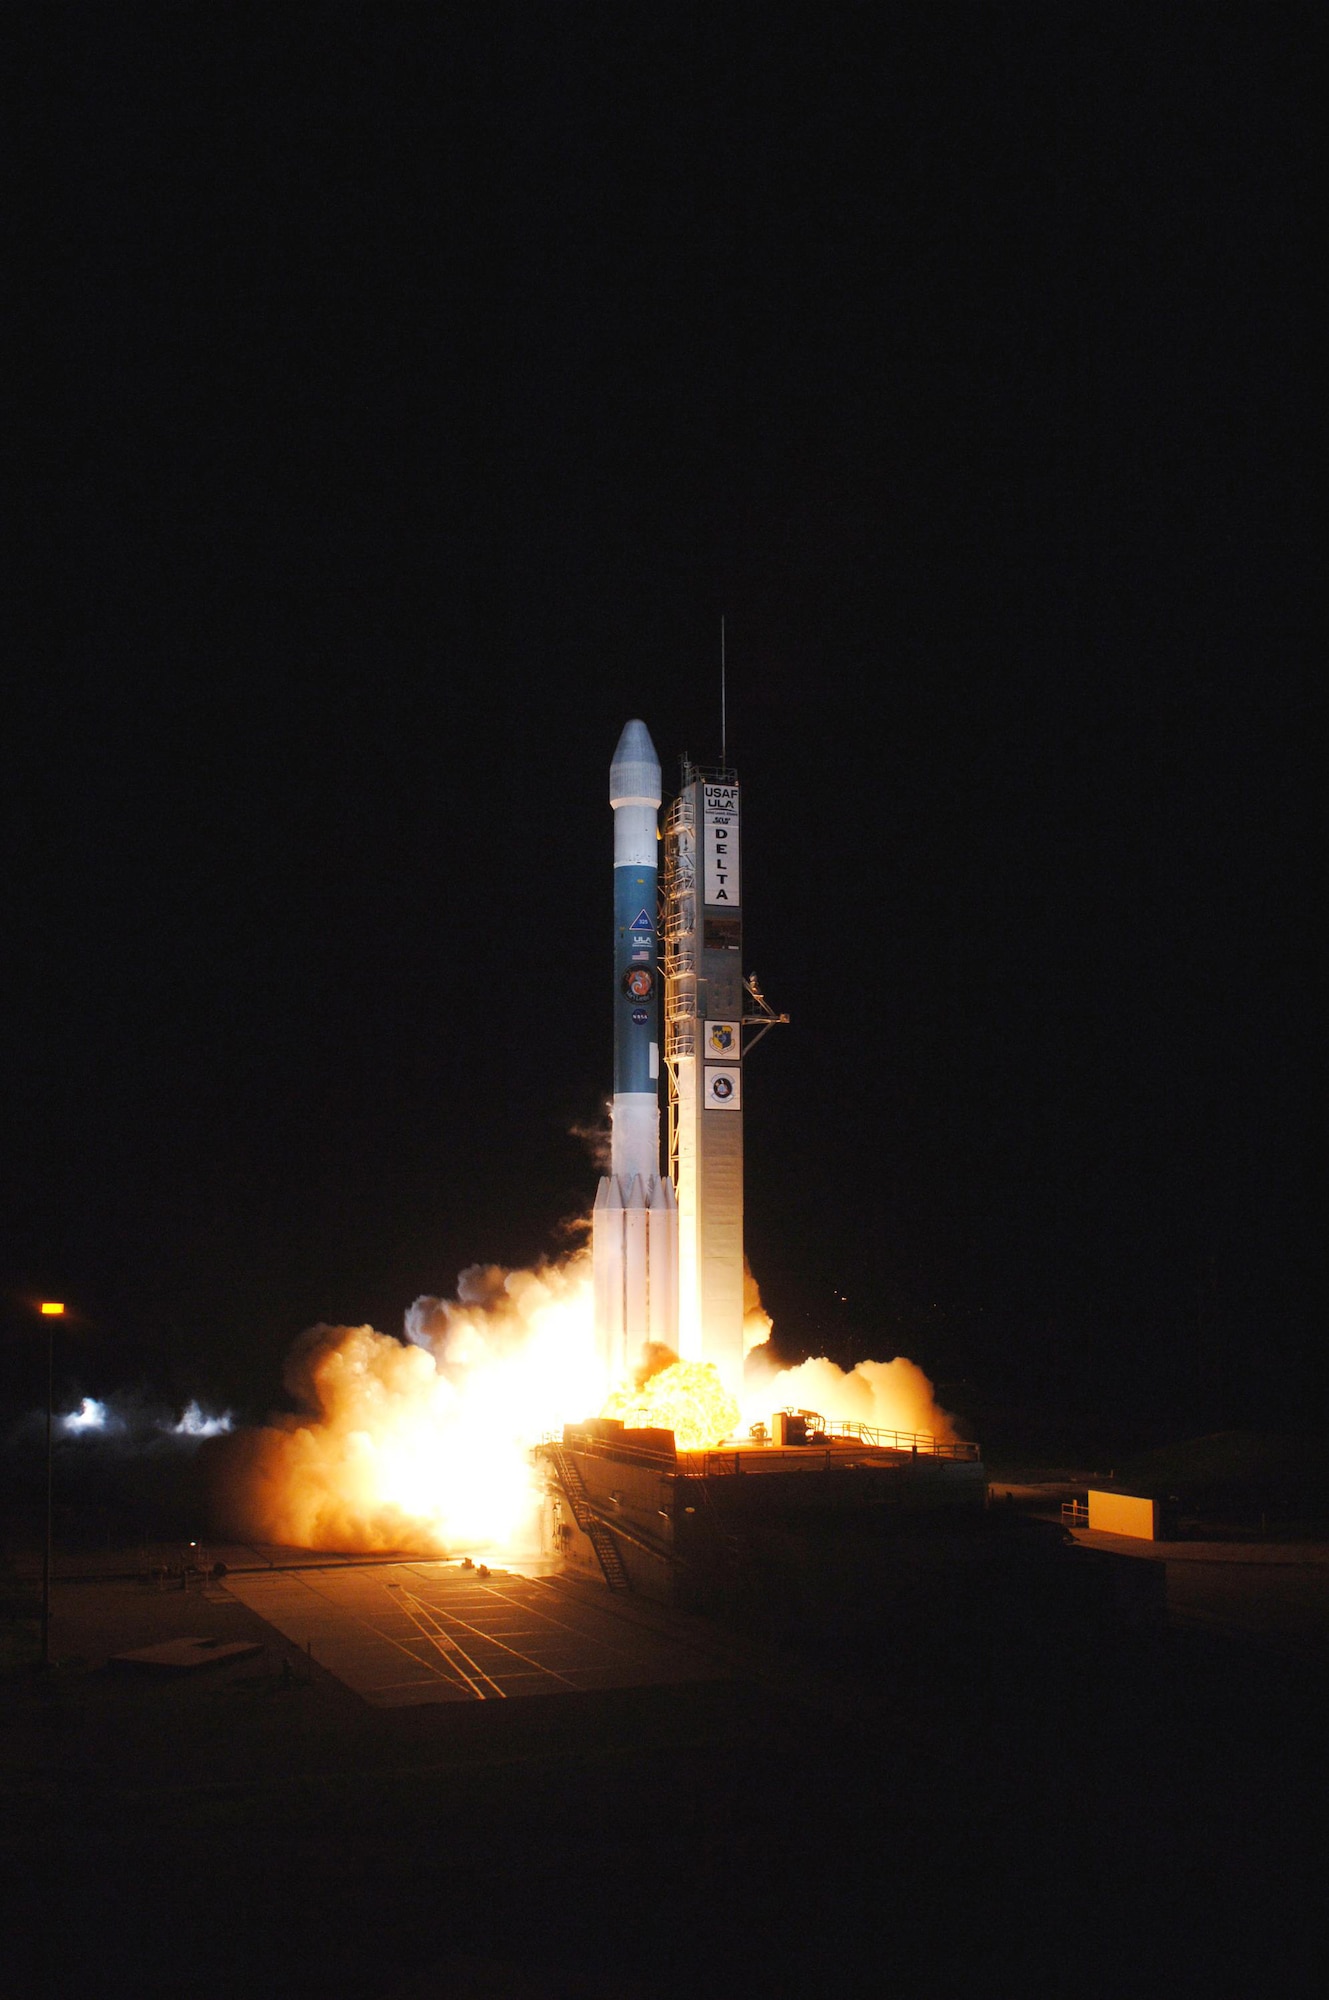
(2, 1517, 1323, 1999)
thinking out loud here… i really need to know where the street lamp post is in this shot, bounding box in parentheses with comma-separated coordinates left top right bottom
(39, 1303, 64, 1667)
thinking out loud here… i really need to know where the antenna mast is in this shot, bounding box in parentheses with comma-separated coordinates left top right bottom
(720, 615, 727, 767)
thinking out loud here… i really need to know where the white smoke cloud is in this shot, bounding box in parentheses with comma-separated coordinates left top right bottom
(743, 1348, 956, 1441)
(61, 1396, 116, 1435)
(210, 1251, 956, 1555)
(34, 1392, 235, 1451)
(213, 1253, 604, 1555)
(167, 1400, 233, 1439)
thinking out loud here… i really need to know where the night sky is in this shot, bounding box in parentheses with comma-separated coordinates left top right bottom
(8, 8, 1313, 1442)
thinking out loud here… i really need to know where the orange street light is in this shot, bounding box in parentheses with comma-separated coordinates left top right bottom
(37, 1303, 68, 1664)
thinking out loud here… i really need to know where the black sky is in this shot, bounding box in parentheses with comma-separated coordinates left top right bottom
(6, 6, 1314, 1438)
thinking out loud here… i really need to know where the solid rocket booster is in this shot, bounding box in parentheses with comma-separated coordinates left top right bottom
(592, 720, 678, 1384)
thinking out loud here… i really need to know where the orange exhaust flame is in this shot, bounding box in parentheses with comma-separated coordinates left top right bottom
(602, 1359, 740, 1453)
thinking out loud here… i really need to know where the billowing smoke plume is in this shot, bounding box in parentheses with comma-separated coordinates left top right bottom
(213, 1254, 603, 1555)
(744, 1260, 773, 1355)
(743, 1349, 956, 1442)
(212, 1249, 956, 1556)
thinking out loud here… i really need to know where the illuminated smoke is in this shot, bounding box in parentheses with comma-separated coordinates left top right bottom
(61, 1396, 113, 1435)
(743, 1349, 956, 1441)
(216, 1251, 957, 1555)
(36, 1394, 236, 1448)
(214, 1253, 605, 1555)
(743, 1260, 773, 1355)
(167, 1400, 233, 1439)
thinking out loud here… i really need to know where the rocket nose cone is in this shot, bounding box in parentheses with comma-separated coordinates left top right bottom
(610, 718, 662, 807)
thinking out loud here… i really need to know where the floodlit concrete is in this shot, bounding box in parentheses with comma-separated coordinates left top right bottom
(224, 1560, 732, 1705)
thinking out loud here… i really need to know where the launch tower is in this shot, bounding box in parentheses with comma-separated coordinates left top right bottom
(550, 729, 982, 1612)
(662, 760, 783, 1398)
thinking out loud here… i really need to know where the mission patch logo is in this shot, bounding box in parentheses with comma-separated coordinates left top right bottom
(704, 1064, 741, 1110)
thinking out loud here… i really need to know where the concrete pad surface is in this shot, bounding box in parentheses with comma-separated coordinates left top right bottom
(223, 1560, 733, 1705)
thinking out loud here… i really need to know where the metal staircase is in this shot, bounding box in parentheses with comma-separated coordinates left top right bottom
(546, 1446, 631, 1592)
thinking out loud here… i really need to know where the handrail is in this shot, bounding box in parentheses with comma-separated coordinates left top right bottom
(534, 1433, 675, 1469)
(802, 1415, 980, 1461)
(534, 1426, 980, 1474)
(674, 1441, 977, 1476)
(582, 1505, 674, 1565)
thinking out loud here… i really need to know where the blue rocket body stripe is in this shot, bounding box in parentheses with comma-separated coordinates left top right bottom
(613, 860, 657, 1095)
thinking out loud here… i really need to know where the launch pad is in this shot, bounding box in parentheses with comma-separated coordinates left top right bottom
(538, 1414, 986, 1604)
(576, 718, 982, 1607)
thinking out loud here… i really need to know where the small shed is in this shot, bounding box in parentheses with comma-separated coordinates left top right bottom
(1087, 1490, 1159, 1540)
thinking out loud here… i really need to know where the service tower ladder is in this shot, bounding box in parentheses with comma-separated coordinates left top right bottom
(547, 1446, 631, 1592)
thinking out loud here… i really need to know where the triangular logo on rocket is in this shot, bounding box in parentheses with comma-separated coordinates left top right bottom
(629, 909, 653, 932)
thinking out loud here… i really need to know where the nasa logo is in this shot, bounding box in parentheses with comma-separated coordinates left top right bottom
(630, 1008, 649, 1025)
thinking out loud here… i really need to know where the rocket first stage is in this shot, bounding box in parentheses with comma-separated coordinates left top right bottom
(592, 722, 679, 1382)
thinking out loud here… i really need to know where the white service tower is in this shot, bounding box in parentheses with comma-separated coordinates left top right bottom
(661, 763, 748, 1400)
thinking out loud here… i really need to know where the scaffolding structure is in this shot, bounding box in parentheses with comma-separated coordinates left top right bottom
(659, 759, 786, 1393)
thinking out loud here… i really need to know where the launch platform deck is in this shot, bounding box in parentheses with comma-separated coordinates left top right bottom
(224, 1559, 730, 1705)
(675, 1438, 981, 1477)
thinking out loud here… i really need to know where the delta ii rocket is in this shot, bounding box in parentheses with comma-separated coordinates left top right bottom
(593, 722, 679, 1384)
(594, 720, 780, 1402)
